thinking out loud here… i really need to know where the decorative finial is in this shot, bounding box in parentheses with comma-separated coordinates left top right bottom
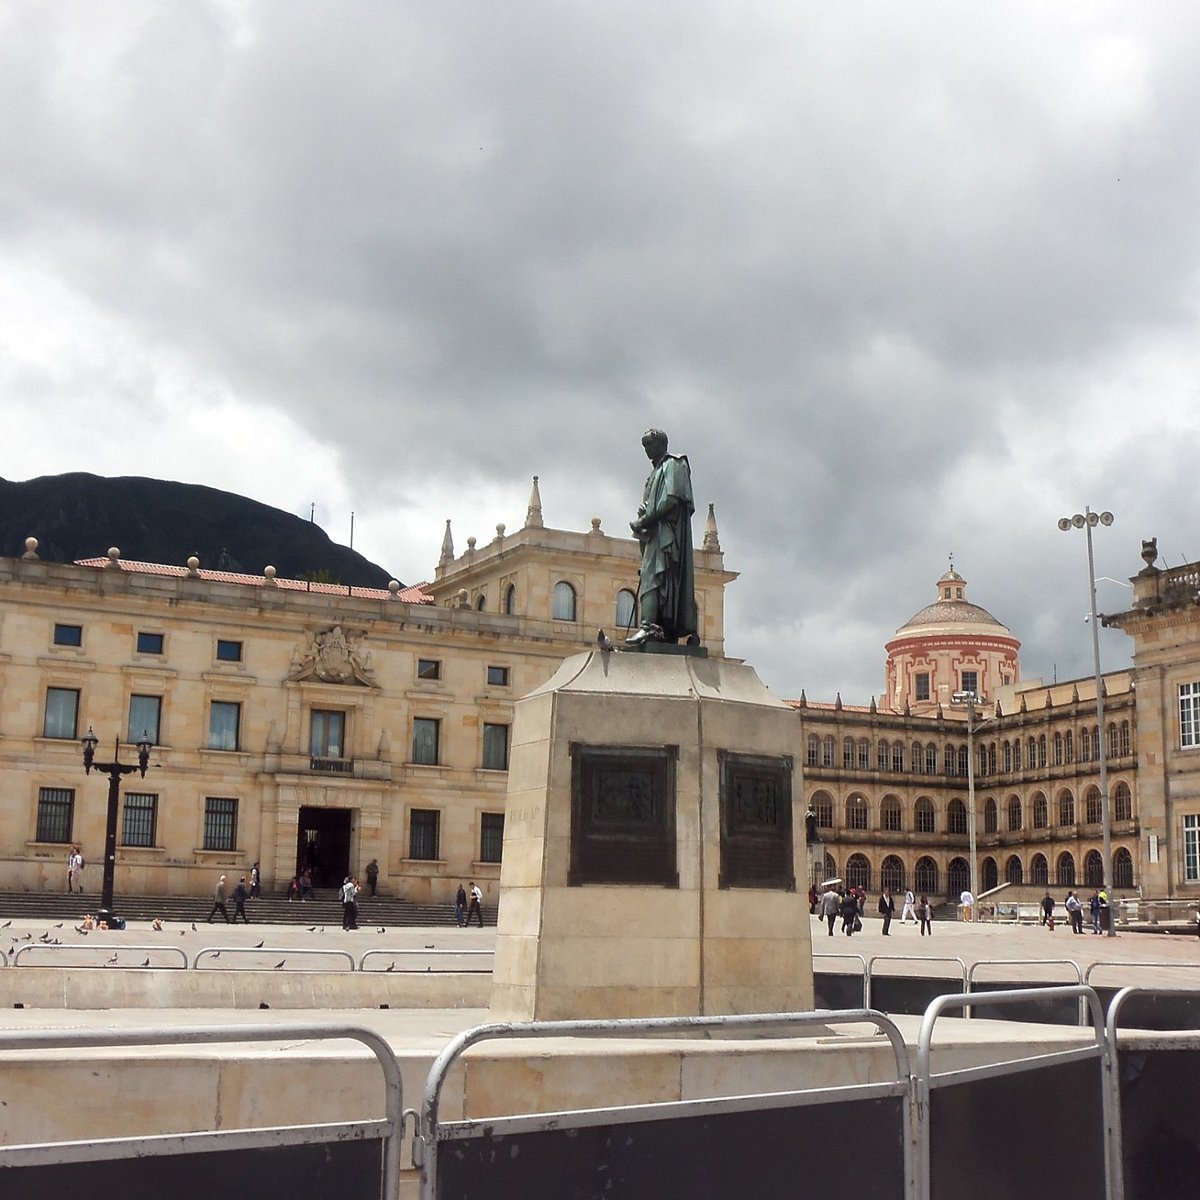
(703, 503, 721, 552)
(22, 536, 39, 561)
(439, 519, 454, 566)
(525, 476, 544, 529)
(263, 565, 277, 585)
(106, 547, 121, 567)
(388, 579, 400, 595)
(187, 555, 201, 576)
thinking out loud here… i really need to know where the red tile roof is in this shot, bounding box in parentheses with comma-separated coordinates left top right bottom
(73, 558, 434, 604)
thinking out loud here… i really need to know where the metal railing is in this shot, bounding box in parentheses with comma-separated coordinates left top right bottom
(12, 943, 189, 969)
(193, 946, 356, 970)
(360, 948, 493, 973)
(866, 955, 967, 1010)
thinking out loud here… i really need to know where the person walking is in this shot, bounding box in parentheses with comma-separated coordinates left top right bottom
(917, 894, 933, 936)
(233, 876, 251, 924)
(341, 876, 360, 930)
(878, 888, 895, 935)
(840, 888, 859, 936)
(249, 862, 260, 899)
(467, 881, 484, 928)
(454, 883, 467, 927)
(900, 888, 916, 925)
(820, 884, 840, 936)
(960, 888, 975, 923)
(1098, 887, 1111, 934)
(1040, 890, 1055, 927)
(1089, 890, 1102, 934)
(207, 874, 231, 923)
(67, 846, 83, 893)
(1065, 890, 1084, 934)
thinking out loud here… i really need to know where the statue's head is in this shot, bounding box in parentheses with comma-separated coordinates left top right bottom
(641, 428, 668, 460)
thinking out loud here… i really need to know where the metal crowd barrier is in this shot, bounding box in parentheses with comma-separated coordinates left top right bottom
(866, 955, 967, 1011)
(416, 1009, 915, 1200)
(193, 946, 357, 970)
(11, 943, 190, 969)
(360, 948, 493, 973)
(0, 1023, 403, 1199)
(810, 951, 868, 1006)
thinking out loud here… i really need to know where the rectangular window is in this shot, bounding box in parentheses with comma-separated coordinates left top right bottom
(128, 694, 162, 744)
(136, 631, 164, 655)
(36, 787, 74, 843)
(925, 745, 938, 774)
(1180, 682, 1200, 749)
(203, 797, 238, 851)
(409, 808, 440, 860)
(915, 672, 930, 702)
(960, 670, 978, 695)
(208, 701, 241, 751)
(122, 792, 158, 847)
(857, 741, 870, 770)
(1184, 814, 1200, 882)
(891, 744, 904, 772)
(412, 717, 440, 766)
(482, 723, 510, 770)
(487, 665, 510, 687)
(417, 658, 441, 681)
(311, 709, 346, 758)
(53, 623, 82, 647)
(480, 812, 505, 863)
(43, 687, 80, 739)
(216, 639, 243, 662)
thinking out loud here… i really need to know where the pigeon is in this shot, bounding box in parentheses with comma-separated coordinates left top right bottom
(273, 960, 286, 970)
(211, 951, 220, 959)
(597, 628, 615, 652)
(307, 927, 317, 933)
(424, 944, 435, 949)
(106, 954, 118, 965)
(385, 961, 396, 972)
(54, 922, 63, 928)
(1, 920, 11, 928)
(141, 958, 150, 967)
(254, 940, 264, 948)
(191, 923, 197, 932)
(377, 927, 386, 934)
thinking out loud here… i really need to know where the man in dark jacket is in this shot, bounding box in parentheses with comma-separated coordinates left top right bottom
(878, 889, 895, 935)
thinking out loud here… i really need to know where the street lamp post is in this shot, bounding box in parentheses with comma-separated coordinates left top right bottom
(81, 726, 152, 926)
(1058, 507, 1117, 937)
(952, 690, 981, 903)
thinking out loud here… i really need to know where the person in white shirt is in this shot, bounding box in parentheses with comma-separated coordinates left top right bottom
(900, 889, 916, 924)
(467, 881, 484, 927)
(960, 889, 975, 922)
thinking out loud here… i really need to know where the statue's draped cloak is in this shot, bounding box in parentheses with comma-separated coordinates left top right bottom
(638, 453, 697, 641)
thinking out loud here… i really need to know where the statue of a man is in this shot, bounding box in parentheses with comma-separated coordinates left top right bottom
(627, 428, 698, 645)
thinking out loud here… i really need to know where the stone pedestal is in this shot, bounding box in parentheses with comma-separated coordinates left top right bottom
(490, 650, 813, 1021)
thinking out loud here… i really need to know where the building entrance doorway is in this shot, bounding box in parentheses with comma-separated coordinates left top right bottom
(296, 807, 352, 889)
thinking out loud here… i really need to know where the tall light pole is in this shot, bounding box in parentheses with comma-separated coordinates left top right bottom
(952, 690, 981, 903)
(81, 727, 152, 927)
(1058, 507, 1117, 937)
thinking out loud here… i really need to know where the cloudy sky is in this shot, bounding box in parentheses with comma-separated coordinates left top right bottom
(4, 1, 1199, 702)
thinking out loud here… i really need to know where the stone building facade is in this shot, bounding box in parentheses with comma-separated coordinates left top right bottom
(0, 491, 735, 904)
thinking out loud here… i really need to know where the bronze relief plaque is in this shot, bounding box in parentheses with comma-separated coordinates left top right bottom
(569, 744, 678, 886)
(718, 751, 795, 890)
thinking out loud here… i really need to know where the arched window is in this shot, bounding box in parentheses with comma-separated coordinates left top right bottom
(1003, 741, 1012, 773)
(1064, 730, 1074, 763)
(881, 855, 906, 891)
(1113, 781, 1132, 822)
(615, 589, 636, 629)
(821, 736, 835, 767)
(1038, 735, 1047, 768)
(846, 853, 872, 891)
(947, 799, 967, 835)
(1007, 795, 1022, 831)
(475, 593, 487, 611)
(1119, 721, 1131, 757)
(845, 794, 868, 831)
(987, 742, 996, 774)
(1056, 852, 1076, 887)
(877, 740, 890, 771)
(1012, 740, 1022, 771)
(944, 743, 956, 776)
(1030, 854, 1049, 885)
(1053, 732, 1063, 766)
(1027, 736, 1037, 767)
(892, 742, 904, 772)
(1032, 792, 1048, 829)
(881, 795, 903, 832)
(1114, 847, 1134, 889)
(912, 741, 924, 774)
(1107, 723, 1120, 759)
(1084, 786, 1102, 825)
(947, 857, 969, 897)
(915, 797, 936, 834)
(1080, 727, 1091, 762)
(957, 746, 968, 776)
(823, 852, 837, 881)
(843, 737, 856, 769)
(552, 581, 577, 621)
(982, 857, 998, 892)
(1058, 789, 1075, 826)
(810, 791, 834, 828)
(806, 735, 820, 767)
(504, 583, 517, 615)
(1006, 855, 1024, 885)
(1084, 849, 1104, 887)
(858, 739, 871, 770)
(915, 856, 940, 895)
(925, 743, 938, 774)
(978, 745, 989, 777)
(984, 797, 998, 833)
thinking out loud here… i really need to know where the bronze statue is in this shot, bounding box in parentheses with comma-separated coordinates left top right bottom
(627, 428, 698, 646)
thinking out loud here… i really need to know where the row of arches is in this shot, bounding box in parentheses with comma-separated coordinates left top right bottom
(822, 847, 1135, 895)
(810, 782, 1134, 835)
(805, 721, 1133, 779)
(480, 582, 639, 627)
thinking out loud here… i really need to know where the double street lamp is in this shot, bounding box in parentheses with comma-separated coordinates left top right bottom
(81, 726, 152, 927)
(1058, 507, 1117, 937)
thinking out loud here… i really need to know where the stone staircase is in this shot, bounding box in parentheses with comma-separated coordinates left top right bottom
(0, 890, 496, 927)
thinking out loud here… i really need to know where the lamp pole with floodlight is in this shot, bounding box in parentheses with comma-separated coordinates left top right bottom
(80, 726, 152, 927)
(952, 690, 982, 903)
(1058, 507, 1117, 937)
